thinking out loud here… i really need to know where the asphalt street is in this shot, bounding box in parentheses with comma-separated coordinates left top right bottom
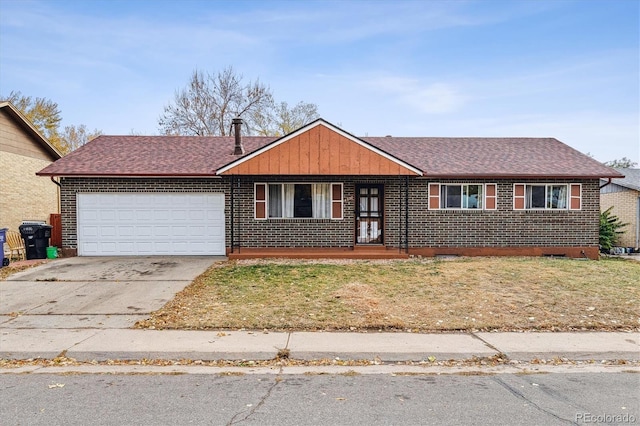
(2, 372, 638, 425)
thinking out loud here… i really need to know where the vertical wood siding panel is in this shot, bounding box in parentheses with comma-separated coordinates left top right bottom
(339, 136, 351, 174)
(236, 161, 249, 174)
(278, 143, 289, 175)
(319, 126, 331, 175)
(258, 147, 270, 174)
(309, 127, 320, 174)
(353, 141, 362, 174)
(370, 150, 381, 174)
(299, 132, 310, 174)
(289, 136, 300, 174)
(329, 130, 340, 174)
(267, 145, 277, 174)
(379, 151, 390, 175)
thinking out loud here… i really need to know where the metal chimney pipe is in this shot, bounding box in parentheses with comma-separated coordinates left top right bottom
(232, 117, 244, 155)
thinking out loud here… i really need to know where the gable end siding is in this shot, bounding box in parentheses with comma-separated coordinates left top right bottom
(220, 125, 418, 176)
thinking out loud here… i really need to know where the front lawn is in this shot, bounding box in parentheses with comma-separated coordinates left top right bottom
(136, 257, 640, 332)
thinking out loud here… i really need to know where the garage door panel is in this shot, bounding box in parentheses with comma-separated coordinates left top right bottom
(118, 210, 135, 220)
(77, 193, 225, 256)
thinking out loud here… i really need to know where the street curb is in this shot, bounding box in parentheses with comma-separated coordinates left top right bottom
(1, 329, 638, 362)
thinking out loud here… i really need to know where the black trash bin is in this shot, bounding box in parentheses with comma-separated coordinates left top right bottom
(19, 222, 53, 260)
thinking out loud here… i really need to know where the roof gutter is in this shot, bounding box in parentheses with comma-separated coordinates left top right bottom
(36, 173, 222, 178)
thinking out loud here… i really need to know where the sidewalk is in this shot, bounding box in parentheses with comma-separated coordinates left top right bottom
(1, 328, 638, 363)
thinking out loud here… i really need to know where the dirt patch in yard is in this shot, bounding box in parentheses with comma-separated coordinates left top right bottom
(136, 257, 640, 332)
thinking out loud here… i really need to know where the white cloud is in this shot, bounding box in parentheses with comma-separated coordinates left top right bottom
(364, 76, 466, 114)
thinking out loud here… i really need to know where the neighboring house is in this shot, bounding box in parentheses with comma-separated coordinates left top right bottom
(600, 168, 640, 249)
(0, 101, 62, 234)
(37, 119, 621, 259)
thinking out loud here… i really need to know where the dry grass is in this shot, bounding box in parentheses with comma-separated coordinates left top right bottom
(136, 256, 640, 332)
(0, 262, 40, 281)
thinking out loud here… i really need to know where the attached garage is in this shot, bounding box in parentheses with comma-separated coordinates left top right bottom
(76, 193, 225, 256)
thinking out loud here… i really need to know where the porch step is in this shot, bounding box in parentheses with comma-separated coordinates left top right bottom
(227, 247, 409, 260)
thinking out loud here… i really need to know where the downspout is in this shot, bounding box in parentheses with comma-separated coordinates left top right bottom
(230, 176, 234, 254)
(236, 176, 241, 253)
(398, 176, 402, 253)
(405, 176, 409, 253)
(599, 178, 612, 189)
(636, 196, 639, 249)
(50, 176, 61, 215)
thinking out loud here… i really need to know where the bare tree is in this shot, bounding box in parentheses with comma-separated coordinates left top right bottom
(158, 67, 273, 136)
(251, 101, 320, 136)
(61, 124, 102, 152)
(3, 90, 63, 150)
(604, 157, 638, 168)
(2, 90, 102, 155)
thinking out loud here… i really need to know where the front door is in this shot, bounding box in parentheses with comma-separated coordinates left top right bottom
(356, 184, 383, 244)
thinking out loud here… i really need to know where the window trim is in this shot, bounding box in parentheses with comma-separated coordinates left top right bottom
(255, 182, 343, 220)
(513, 183, 581, 211)
(428, 183, 496, 211)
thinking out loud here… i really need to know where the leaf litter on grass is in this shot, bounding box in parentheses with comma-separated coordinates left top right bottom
(136, 257, 640, 332)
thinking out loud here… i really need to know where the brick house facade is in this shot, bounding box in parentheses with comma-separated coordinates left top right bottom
(40, 119, 620, 259)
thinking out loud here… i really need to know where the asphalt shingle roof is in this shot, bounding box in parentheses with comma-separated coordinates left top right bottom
(608, 168, 640, 191)
(365, 137, 620, 178)
(38, 135, 275, 177)
(37, 131, 622, 179)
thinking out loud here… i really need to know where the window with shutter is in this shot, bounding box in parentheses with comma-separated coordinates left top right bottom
(569, 184, 581, 210)
(428, 184, 440, 210)
(485, 184, 497, 210)
(513, 184, 526, 210)
(331, 183, 343, 219)
(255, 183, 267, 219)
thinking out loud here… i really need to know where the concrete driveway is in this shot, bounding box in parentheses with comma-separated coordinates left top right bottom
(0, 256, 224, 329)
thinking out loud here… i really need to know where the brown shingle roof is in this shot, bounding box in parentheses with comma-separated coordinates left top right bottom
(37, 124, 622, 179)
(37, 135, 275, 177)
(364, 137, 621, 178)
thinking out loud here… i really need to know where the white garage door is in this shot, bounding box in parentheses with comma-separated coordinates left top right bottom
(77, 193, 225, 256)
